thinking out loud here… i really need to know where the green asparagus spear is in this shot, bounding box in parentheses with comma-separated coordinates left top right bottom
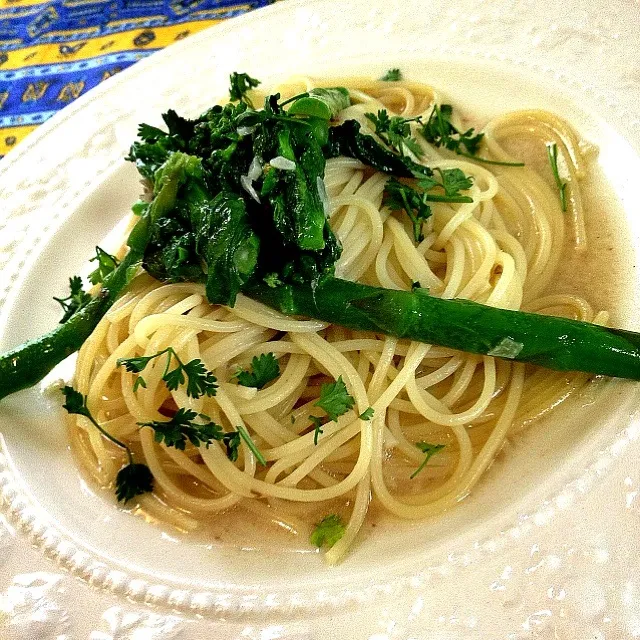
(0, 248, 142, 399)
(248, 277, 640, 380)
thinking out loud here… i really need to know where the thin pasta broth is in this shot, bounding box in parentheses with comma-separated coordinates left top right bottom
(67, 76, 624, 562)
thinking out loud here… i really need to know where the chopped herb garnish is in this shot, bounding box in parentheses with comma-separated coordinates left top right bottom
(384, 167, 473, 243)
(410, 441, 445, 479)
(314, 376, 355, 422)
(88, 246, 119, 285)
(62, 385, 153, 503)
(421, 103, 484, 156)
(364, 109, 423, 157)
(383, 179, 432, 242)
(115, 463, 154, 504)
(117, 347, 218, 399)
(421, 103, 524, 166)
(223, 431, 241, 462)
(415, 167, 474, 202)
(234, 353, 280, 389)
(229, 72, 261, 107)
(359, 407, 374, 421)
(310, 415, 324, 445)
(264, 272, 283, 288)
(310, 514, 346, 549)
(53, 276, 91, 324)
(547, 142, 567, 212)
(380, 68, 402, 82)
(138, 408, 224, 450)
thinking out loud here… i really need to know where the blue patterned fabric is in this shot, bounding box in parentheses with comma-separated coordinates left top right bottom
(0, 0, 273, 157)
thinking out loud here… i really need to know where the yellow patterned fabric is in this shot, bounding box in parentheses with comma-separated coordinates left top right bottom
(0, 0, 272, 158)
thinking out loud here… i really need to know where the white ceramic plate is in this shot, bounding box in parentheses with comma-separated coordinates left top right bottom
(1, 1, 640, 637)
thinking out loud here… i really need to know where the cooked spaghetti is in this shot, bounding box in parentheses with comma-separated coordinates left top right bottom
(69, 76, 605, 563)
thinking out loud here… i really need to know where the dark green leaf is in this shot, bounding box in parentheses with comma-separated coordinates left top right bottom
(415, 167, 474, 201)
(53, 276, 92, 324)
(118, 348, 217, 399)
(383, 178, 431, 242)
(115, 463, 154, 503)
(314, 376, 355, 422)
(380, 68, 402, 82)
(139, 407, 224, 451)
(235, 353, 280, 389)
(365, 109, 423, 158)
(182, 359, 218, 398)
(61, 385, 90, 418)
(223, 431, 241, 462)
(229, 72, 261, 106)
(421, 103, 484, 156)
(358, 407, 374, 420)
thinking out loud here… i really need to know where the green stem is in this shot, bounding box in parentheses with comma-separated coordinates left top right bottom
(457, 152, 525, 167)
(425, 194, 474, 203)
(237, 425, 266, 465)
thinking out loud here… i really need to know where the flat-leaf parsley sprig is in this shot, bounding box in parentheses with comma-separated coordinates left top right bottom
(53, 276, 92, 324)
(309, 376, 356, 445)
(422, 103, 524, 167)
(62, 386, 153, 503)
(364, 109, 424, 158)
(410, 441, 445, 479)
(383, 167, 473, 244)
(233, 353, 280, 389)
(138, 408, 224, 450)
(138, 410, 266, 465)
(117, 347, 218, 398)
(229, 71, 261, 107)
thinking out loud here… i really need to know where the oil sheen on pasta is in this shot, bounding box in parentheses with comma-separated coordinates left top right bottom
(67, 76, 625, 563)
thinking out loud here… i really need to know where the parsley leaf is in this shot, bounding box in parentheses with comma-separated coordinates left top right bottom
(264, 272, 283, 288)
(438, 167, 474, 197)
(310, 514, 346, 549)
(415, 167, 474, 201)
(314, 376, 355, 422)
(62, 385, 153, 503)
(234, 353, 280, 389)
(53, 276, 92, 324)
(359, 407, 374, 421)
(229, 72, 261, 107)
(88, 246, 119, 285)
(223, 431, 241, 462)
(139, 408, 225, 450)
(115, 463, 154, 504)
(219, 426, 266, 465)
(410, 441, 445, 479)
(117, 347, 217, 399)
(383, 178, 431, 242)
(421, 104, 525, 167)
(422, 104, 484, 156)
(364, 109, 423, 157)
(380, 68, 402, 82)
(546, 142, 567, 212)
(61, 384, 91, 418)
